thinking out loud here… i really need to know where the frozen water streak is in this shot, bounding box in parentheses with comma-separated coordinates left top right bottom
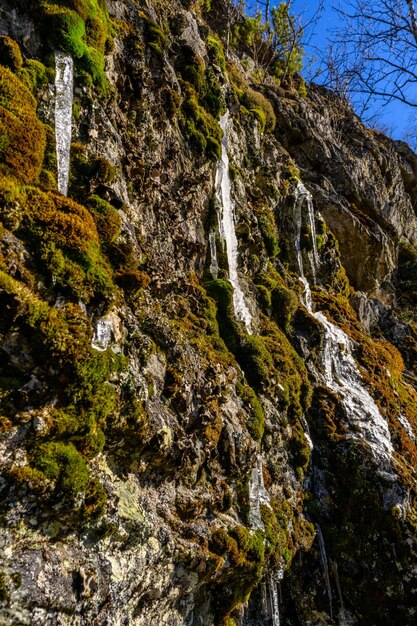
(216, 112, 252, 333)
(294, 183, 393, 467)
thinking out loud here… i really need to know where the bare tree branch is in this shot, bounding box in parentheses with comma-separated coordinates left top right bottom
(319, 0, 417, 110)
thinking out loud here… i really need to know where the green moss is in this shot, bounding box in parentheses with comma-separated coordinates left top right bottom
(205, 278, 240, 350)
(241, 89, 276, 132)
(236, 381, 265, 440)
(200, 67, 226, 119)
(0, 67, 46, 183)
(81, 477, 107, 521)
(161, 87, 181, 118)
(69, 142, 117, 201)
(13, 183, 117, 303)
(0, 177, 25, 231)
(87, 194, 121, 244)
(33, 441, 89, 498)
(144, 16, 168, 58)
(176, 53, 223, 160)
(18, 60, 54, 93)
(271, 283, 298, 330)
(255, 267, 298, 330)
(0, 36, 23, 71)
(35, 0, 113, 90)
(238, 335, 274, 391)
(208, 525, 266, 621)
(289, 419, 311, 471)
(255, 284, 272, 310)
(176, 51, 206, 90)
(257, 212, 279, 257)
(206, 135, 221, 160)
(47, 8, 88, 58)
(180, 84, 222, 160)
(207, 34, 226, 71)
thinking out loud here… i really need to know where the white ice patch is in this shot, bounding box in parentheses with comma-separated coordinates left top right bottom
(92, 318, 113, 352)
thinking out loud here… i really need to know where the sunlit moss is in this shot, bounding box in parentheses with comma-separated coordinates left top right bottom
(0, 67, 46, 183)
(0, 36, 23, 71)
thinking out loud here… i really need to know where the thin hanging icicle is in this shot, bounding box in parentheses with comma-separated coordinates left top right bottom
(54, 51, 74, 196)
(295, 182, 319, 281)
(216, 111, 252, 333)
(331, 560, 347, 624)
(316, 525, 333, 620)
(209, 231, 219, 278)
(248, 456, 271, 530)
(268, 574, 281, 626)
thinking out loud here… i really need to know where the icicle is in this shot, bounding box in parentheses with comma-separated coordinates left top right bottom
(331, 560, 347, 624)
(54, 51, 74, 196)
(268, 573, 280, 626)
(216, 112, 252, 333)
(261, 582, 269, 616)
(294, 182, 319, 282)
(248, 456, 271, 530)
(253, 119, 261, 150)
(316, 525, 333, 620)
(209, 230, 219, 278)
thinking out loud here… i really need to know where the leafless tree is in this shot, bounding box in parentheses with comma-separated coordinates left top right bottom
(323, 0, 417, 110)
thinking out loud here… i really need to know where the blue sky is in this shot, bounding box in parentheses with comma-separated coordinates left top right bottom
(291, 0, 415, 142)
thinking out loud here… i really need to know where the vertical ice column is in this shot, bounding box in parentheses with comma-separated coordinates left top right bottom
(248, 456, 271, 531)
(216, 112, 252, 333)
(268, 574, 280, 626)
(209, 230, 219, 279)
(55, 51, 74, 196)
(316, 525, 333, 621)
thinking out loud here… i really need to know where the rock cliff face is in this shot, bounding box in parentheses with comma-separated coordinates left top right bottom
(1, 1, 417, 625)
